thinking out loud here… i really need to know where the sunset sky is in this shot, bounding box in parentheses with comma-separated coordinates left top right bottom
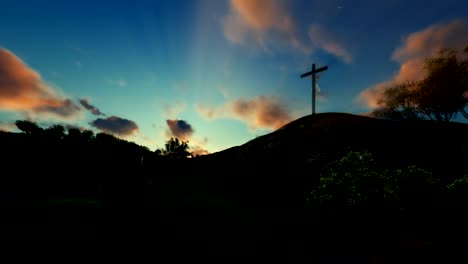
(1, 0, 467, 154)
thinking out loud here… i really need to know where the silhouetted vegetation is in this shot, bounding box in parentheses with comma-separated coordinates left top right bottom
(373, 46, 468, 121)
(1, 111, 468, 261)
(155, 137, 191, 159)
(14, 120, 44, 135)
(308, 151, 446, 215)
(0, 120, 151, 202)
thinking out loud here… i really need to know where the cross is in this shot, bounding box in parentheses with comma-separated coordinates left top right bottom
(300, 64, 328, 115)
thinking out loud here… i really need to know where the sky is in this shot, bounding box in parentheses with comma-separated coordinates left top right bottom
(1, 0, 467, 154)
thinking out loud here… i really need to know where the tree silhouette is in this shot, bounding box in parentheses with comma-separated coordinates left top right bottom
(81, 130, 95, 142)
(158, 137, 190, 159)
(44, 124, 66, 141)
(14, 120, 44, 135)
(66, 127, 82, 140)
(373, 46, 468, 121)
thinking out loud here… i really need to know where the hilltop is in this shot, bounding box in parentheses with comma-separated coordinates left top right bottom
(201, 112, 467, 180)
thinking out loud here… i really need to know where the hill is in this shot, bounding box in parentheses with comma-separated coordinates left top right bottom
(187, 113, 468, 258)
(1, 113, 468, 260)
(202, 112, 467, 180)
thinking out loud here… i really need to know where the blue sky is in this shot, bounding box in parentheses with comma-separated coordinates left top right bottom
(1, 0, 467, 153)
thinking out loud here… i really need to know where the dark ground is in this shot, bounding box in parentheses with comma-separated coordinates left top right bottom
(1, 113, 467, 262)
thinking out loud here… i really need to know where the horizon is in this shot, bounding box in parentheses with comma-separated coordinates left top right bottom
(1, 0, 467, 154)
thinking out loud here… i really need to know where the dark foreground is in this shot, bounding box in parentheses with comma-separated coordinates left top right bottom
(1, 114, 467, 261)
(2, 202, 467, 262)
(1, 162, 467, 263)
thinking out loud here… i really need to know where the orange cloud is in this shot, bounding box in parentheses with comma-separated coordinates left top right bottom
(223, 0, 309, 53)
(197, 96, 293, 130)
(196, 104, 217, 119)
(358, 81, 392, 109)
(308, 24, 352, 63)
(358, 19, 468, 108)
(223, 1, 352, 61)
(0, 121, 16, 132)
(191, 146, 210, 156)
(190, 137, 210, 156)
(230, 0, 292, 32)
(0, 48, 81, 119)
(392, 20, 468, 63)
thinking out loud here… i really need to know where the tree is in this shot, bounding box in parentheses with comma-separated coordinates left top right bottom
(14, 120, 44, 135)
(81, 130, 95, 142)
(157, 137, 190, 159)
(373, 81, 424, 120)
(309, 151, 439, 211)
(44, 124, 66, 140)
(373, 46, 468, 121)
(66, 127, 83, 141)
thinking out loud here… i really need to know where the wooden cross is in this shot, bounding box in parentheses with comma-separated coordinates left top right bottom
(300, 64, 328, 115)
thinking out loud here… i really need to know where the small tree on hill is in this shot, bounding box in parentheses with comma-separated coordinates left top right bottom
(157, 137, 191, 159)
(373, 46, 468, 121)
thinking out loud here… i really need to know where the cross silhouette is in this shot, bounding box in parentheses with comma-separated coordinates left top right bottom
(301, 64, 328, 115)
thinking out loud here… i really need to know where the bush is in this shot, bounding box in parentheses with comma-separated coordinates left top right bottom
(309, 151, 439, 213)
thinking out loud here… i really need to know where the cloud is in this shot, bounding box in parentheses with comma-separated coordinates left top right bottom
(166, 119, 194, 141)
(223, 1, 352, 61)
(0, 121, 16, 132)
(230, 0, 292, 32)
(196, 104, 218, 120)
(64, 124, 89, 132)
(392, 20, 468, 62)
(163, 101, 186, 117)
(358, 19, 468, 109)
(163, 120, 209, 155)
(90, 116, 139, 137)
(0, 48, 81, 119)
(191, 146, 210, 156)
(231, 96, 292, 129)
(79, 98, 105, 116)
(223, 0, 309, 53)
(358, 82, 392, 109)
(35, 98, 81, 118)
(308, 24, 352, 63)
(190, 137, 210, 156)
(197, 95, 293, 130)
(137, 134, 158, 151)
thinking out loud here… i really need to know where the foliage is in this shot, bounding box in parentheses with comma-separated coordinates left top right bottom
(81, 130, 95, 142)
(447, 173, 468, 191)
(373, 46, 468, 121)
(14, 120, 44, 135)
(374, 81, 424, 120)
(44, 125, 66, 140)
(309, 151, 438, 211)
(446, 173, 468, 206)
(66, 128, 83, 141)
(156, 137, 191, 159)
(4, 119, 151, 200)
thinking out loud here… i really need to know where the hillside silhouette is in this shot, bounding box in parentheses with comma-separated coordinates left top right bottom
(205, 112, 466, 179)
(1, 113, 468, 261)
